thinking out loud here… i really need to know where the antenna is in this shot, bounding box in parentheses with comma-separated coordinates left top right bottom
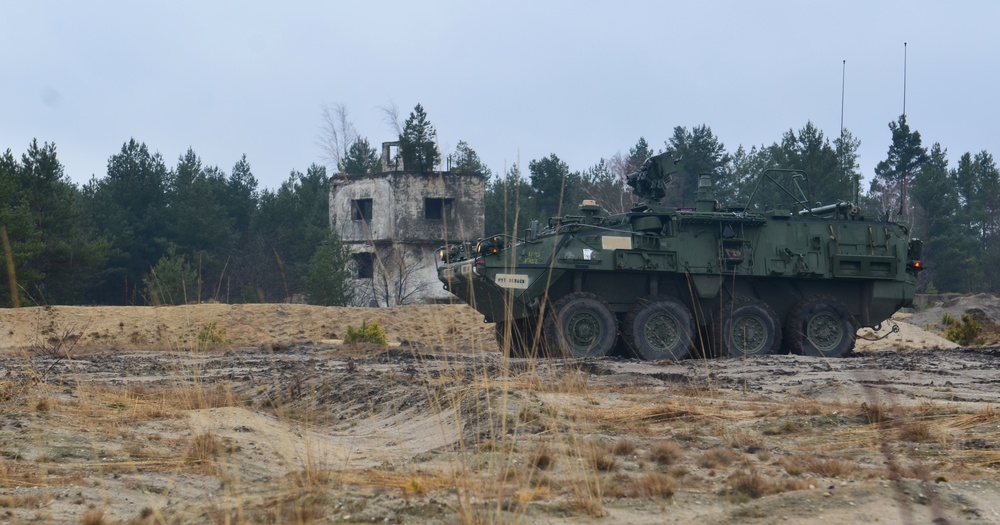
(903, 42, 908, 117)
(840, 59, 847, 198)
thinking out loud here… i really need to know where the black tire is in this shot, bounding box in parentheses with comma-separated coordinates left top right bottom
(495, 318, 539, 358)
(716, 297, 782, 357)
(623, 296, 695, 360)
(785, 297, 857, 357)
(543, 292, 618, 358)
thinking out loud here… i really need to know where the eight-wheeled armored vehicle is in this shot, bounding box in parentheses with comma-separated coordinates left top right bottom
(437, 152, 922, 359)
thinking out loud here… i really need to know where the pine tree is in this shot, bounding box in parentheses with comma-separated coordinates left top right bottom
(340, 137, 381, 176)
(399, 104, 440, 172)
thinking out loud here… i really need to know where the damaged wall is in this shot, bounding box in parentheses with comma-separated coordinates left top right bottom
(329, 169, 485, 305)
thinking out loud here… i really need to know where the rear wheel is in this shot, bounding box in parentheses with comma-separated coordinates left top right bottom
(785, 297, 857, 357)
(543, 292, 618, 358)
(716, 297, 782, 357)
(623, 296, 695, 360)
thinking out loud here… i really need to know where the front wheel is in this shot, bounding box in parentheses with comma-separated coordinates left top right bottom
(785, 297, 857, 357)
(543, 292, 618, 358)
(716, 297, 782, 357)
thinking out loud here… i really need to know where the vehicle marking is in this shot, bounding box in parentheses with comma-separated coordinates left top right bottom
(602, 236, 632, 250)
(495, 273, 529, 289)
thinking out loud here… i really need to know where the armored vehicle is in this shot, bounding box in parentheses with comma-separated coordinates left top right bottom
(437, 152, 922, 359)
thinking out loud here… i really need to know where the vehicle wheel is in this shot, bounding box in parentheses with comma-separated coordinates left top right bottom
(495, 318, 539, 358)
(543, 292, 618, 358)
(716, 297, 782, 357)
(785, 297, 857, 357)
(623, 296, 695, 360)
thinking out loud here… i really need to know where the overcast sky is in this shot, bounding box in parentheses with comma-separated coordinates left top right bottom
(3, 1, 997, 192)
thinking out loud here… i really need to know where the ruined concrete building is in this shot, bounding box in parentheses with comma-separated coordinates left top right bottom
(329, 141, 486, 306)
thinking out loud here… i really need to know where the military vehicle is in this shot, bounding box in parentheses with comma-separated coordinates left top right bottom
(437, 152, 922, 360)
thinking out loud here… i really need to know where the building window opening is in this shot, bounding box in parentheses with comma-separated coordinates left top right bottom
(424, 198, 454, 220)
(352, 198, 373, 221)
(352, 252, 374, 279)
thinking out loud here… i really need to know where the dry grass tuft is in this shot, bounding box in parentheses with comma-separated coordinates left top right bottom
(633, 472, 677, 498)
(861, 402, 892, 423)
(241, 493, 329, 525)
(0, 493, 45, 508)
(649, 440, 684, 466)
(697, 447, 741, 469)
(186, 432, 224, 465)
(725, 469, 808, 500)
(34, 397, 51, 413)
(174, 383, 244, 411)
(80, 508, 107, 525)
(566, 482, 606, 517)
(723, 427, 760, 448)
(585, 442, 617, 472)
(782, 454, 861, 478)
(896, 419, 938, 443)
(612, 438, 636, 456)
(762, 420, 801, 435)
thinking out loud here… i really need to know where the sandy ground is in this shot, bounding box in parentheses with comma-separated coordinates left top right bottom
(0, 301, 997, 525)
(0, 303, 497, 353)
(0, 302, 956, 355)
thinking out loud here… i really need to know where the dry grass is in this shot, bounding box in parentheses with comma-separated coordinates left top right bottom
(611, 438, 636, 456)
(649, 440, 685, 465)
(186, 432, 224, 465)
(782, 455, 861, 478)
(584, 441, 617, 472)
(0, 493, 46, 508)
(697, 447, 741, 469)
(632, 472, 677, 498)
(3, 303, 1000, 524)
(896, 419, 939, 443)
(80, 508, 107, 525)
(529, 445, 556, 470)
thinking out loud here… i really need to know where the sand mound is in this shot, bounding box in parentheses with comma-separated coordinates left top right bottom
(0, 300, 965, 355)
(0, 303, 495, 353)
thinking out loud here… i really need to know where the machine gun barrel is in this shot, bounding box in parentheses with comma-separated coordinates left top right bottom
(799, 201, 855, 216)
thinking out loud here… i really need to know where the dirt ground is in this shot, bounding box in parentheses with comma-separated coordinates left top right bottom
(1, 301, 998, 524)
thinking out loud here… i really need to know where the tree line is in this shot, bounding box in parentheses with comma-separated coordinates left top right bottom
(1, 105, 995, 307)
(479, 115, 998, 296)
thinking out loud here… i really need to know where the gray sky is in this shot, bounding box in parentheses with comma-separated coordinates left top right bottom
(3, 1, 997, 191)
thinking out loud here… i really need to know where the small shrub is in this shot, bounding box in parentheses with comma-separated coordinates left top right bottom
(343, 321, 387, 346)
(197, 322, 232, 345)
(942, 313, 983, 346)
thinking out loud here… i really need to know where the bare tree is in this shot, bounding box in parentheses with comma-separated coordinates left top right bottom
(598, 152, 641, 214)
(366, 243, 430, 307)
(379, 102, 403, 136)
(318, 103, 358, 173)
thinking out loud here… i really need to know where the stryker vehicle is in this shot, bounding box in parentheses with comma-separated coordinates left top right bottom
(437, 152, 922, 360)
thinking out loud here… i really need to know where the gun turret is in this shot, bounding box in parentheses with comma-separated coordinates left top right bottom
(626, 152, 681, 206)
